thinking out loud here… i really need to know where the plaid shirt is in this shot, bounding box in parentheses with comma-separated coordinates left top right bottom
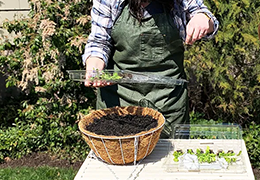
(82, 0, 219, 66)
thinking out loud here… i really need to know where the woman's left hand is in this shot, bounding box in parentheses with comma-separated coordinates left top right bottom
(185, 13, 214, 45)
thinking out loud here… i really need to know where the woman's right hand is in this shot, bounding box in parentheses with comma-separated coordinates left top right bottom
(85, 56, 111, 87)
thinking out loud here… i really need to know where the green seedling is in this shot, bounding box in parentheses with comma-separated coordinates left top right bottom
(173, 150, 184, 162)
(217, 149, 240, 164)
(187, 149, 194, 155)
(195, 146, 216, 163)
(173, 146, 241, 164)
(89, 69, 122, 81)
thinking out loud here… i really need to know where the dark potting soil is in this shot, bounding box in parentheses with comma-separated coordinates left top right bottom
(86, 114, 158, 136)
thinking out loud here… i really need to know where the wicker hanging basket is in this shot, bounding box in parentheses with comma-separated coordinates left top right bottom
(78, 106, 165, 165)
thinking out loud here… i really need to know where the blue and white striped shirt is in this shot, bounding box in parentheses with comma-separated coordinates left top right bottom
(82, 0, 219, 66)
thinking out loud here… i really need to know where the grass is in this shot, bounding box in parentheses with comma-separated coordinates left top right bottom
(0, 166, 77, 180)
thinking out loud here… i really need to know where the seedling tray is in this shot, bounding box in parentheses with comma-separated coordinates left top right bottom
(67, 69, 187, 86)
(163, 139, 245, 173)
(163, 124, 245, 173)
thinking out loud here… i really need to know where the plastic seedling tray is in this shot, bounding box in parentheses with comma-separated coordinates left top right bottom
(163, 124, 246, 173)
(67, 69, 187, 86)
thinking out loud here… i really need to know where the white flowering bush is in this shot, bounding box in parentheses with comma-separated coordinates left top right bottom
(0, 0, 95, 162)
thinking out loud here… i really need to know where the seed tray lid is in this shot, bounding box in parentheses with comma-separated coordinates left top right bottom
(173, 124, 243, 140)
(67, 69, 188, 86)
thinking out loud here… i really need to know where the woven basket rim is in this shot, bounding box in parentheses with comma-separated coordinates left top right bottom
(78, 106, 165, 139)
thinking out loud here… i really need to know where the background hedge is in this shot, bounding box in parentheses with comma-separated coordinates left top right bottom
(0, 0, 259, 168)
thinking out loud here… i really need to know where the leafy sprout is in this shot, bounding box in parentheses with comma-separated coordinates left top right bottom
(173, 146, 241, 164)
(89, 69, 123, 81)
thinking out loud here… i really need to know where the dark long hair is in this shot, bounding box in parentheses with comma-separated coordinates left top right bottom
(127, 0, 180, 23)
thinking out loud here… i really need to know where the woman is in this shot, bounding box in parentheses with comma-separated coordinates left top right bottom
(82, 0, 219, 138)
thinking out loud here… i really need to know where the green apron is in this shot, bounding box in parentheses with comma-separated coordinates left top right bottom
(96, 2, 189, 138)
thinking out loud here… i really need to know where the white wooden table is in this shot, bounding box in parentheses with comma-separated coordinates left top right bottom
(74, 139, 255, 180)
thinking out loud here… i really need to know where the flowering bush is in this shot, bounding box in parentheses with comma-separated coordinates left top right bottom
(0, 0, 95, 162)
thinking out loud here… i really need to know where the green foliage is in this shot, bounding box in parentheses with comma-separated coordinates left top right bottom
(189, 111, 222, 125)
(173, 150, 183, 162)
(0, 0, 94, 162)
(88, 70, 123, 81)
(186, 0, 260, 124)
(243, 122, 260, 168)
(173, 146, 240, 164)
(0, 98, 21, 127)
(195, 147, 217, 163)
(0, 98, 92, 162)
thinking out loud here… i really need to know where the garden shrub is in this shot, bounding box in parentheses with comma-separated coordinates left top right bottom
(186, 0, 260, 125)
(186, 0, 260, 166)
(0, 0, 95, 162)
(243, 122, 260, 168)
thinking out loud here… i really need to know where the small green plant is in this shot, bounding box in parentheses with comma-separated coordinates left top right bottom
(196, 147, 216, 163)
(217, 150, 241, 164)
(173, 146, 241, 164)
(89, 70, 122, 81)
(173, 150, 184, 162)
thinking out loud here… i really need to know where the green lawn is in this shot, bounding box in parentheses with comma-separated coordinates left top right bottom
(0, 166, 77, 180)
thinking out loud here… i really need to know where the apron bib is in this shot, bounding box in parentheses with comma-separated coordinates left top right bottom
(96, 2, 189, 138)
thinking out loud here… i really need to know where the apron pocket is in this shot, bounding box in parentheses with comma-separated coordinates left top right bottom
(140, 32, 164, 62)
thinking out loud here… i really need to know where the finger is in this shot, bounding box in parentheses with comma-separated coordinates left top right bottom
(190, 28, 200, 44)
(100, 80, 112, 87)
(198, 32, 204, 39)
(198, 29, 207, 39)
(85, 69, 96, 87)
(92, 80, 102, 87)
(185, 24, 195, 44)
(99, 81, 113, 87)
(84, 80, 92, 86)
(84, 73, 93, 86)
(92, 80, 109, 87)
(185, 34, 192, 44)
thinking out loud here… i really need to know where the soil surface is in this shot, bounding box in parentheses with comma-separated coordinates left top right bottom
(255, 168, 260, 180)
(86, 114, 158, 136)
(0, 153, 259, 179)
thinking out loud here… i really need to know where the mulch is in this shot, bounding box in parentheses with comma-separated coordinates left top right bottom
(254, 168, 260, 180)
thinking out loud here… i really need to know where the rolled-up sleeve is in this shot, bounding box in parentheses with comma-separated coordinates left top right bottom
(82, 0, 114, 66)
